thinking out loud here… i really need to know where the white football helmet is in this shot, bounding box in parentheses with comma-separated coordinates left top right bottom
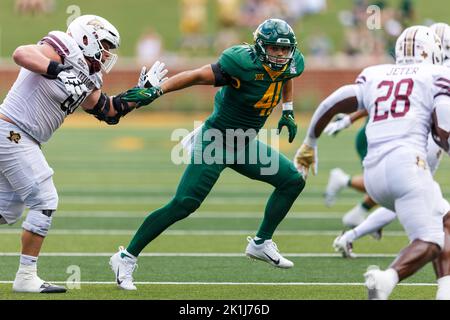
(395, 25, 442, 65)
(431, 23, 450, 65)
(67, 15, 120, 74)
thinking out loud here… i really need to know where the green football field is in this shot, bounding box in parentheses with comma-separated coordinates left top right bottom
(0, 113, 449, 300)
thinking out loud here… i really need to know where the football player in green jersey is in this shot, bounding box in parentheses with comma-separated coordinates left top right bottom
(110, 19, 306, 290)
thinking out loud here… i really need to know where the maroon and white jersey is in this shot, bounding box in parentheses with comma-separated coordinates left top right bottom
(0, 31, 102, 143)
(354, 63, 450, 167)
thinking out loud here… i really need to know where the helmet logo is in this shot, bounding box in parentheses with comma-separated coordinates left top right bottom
(87, 19, 105, 31)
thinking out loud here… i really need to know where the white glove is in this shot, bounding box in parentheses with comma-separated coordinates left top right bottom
(57, 71, 88, 100)
(137, 61, 169, 88)
(323, 114, 351, 136)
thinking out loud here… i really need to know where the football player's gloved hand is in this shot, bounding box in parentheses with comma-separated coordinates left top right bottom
(323, 114, 351, 136)
(277, 110, 297, 143)
(57, 71, 88, 101)
(294, 143, 317, 179)
(121, 86, 164, 108)
(137, 61, 169, 89)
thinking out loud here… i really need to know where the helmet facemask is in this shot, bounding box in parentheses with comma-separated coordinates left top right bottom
(91, 39, 118, 74)
(257, 41, 295, 70)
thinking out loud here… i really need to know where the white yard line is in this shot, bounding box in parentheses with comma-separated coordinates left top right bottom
(57, 197, 361, 205)
(0, 229, 407, 236)
(0, 280, 436, 286)
(54, 211, 345, 219)
(0, 252, 398, 258)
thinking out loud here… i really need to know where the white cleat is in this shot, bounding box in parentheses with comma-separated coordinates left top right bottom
(324, 168, 350, 207)
(109, 246, 138, 291)
(332, 235, 356, 258)
(13, 265, 66, 293)
(364, 266, 395, 300)
(245, 237, 294, 269)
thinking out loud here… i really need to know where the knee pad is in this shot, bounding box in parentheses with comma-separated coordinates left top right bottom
(22, 209, 54, 237)
(170, 197, 201, 220)
(278, 172, 305, 198)
(23, 180, 58, 211)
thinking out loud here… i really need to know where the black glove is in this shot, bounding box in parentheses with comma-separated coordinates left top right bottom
(46, 60, 73, 79)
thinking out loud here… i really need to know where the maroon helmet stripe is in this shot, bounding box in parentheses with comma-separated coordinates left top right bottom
(412, 29, 419, 57)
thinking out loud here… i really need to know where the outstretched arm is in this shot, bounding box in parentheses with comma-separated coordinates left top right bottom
(160, 64, 215, 94)
(323, 108, 368, 136)
(294, 84, 363, 178)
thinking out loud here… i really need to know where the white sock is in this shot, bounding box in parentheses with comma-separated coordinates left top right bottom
(19, 254, 38, 267)
(342, 229, 358, 243)
(385, 268, 399, 286)
(352, 207, 397, 240)
(342, 204, 368, 227)
(436, 275, 450, 300)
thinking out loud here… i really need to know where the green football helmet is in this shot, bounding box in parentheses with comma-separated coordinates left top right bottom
(253, 19, 297, 70)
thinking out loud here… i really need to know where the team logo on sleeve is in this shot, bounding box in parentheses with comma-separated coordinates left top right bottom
(7, 131, 21, 144)
(290, 64, 297, 74)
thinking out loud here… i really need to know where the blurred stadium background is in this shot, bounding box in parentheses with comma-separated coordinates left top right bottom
(0, 0, 449, 300)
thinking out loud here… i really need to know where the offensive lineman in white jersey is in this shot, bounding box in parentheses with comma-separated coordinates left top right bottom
(328, 23, 450, 262)
(295, 26, 450, 300)
(0, 15, 168, 293)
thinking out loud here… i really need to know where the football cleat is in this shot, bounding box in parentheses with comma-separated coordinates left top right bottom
(245, 237, 294, 269)
(109, 246, 138, 291)
(13, 265, 66, 293)
(364, 266, 395, 300)
(324, 168, 350, 207)
(332, 234, 356, 258)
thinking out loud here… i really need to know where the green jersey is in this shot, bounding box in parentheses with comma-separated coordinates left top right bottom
(205, 45, 304, 132)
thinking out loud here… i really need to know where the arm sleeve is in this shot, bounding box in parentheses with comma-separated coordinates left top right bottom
(304, 84, 362, 147)
(211, 62, 232, 87)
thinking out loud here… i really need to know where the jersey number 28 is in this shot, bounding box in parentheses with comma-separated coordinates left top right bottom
(373, 78, 414, 122)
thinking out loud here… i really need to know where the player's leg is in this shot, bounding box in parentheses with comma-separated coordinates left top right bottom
(334, 207, 397, 258)
(230, 139, 305, 268)
(434, 212, 450, 300)
(0, 129, 64, 293)
(342, 193, 378, 228)
(126, 161, 225, 256)
(363, 149, 442, 300)
(432, 188, 450, 300)
(111, 130, 227, 289)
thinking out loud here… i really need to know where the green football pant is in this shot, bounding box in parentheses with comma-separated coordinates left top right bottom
(126, 138, 305, 257)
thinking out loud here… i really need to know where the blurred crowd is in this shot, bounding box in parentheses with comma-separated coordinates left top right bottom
(13, 0, 430, 68)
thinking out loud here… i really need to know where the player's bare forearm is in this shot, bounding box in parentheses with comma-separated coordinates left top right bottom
(282, 79, 293, 103)
(349, 109, 368, 123)
(305, 84, 360, 145)
(160, 65, 215, 94)
(13, 44, 61, 74)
